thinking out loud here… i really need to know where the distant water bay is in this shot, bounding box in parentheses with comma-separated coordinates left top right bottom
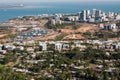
(0, 2, 120, 22)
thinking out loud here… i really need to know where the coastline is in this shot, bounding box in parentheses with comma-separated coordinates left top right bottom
(0, 3, 120, 23)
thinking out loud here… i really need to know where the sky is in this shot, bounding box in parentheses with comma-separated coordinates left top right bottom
(0, 0, 120, 3)
(0, 0, 120, 4)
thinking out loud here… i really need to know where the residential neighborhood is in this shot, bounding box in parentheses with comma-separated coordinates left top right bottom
(0, 8, 120, 80)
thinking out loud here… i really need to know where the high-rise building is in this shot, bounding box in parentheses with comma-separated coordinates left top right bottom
(95, 10, 102, 19)
(78, 9, 117, 22)
(80, 10, 87, 21)
(92, 9, 97, 16)
(86, 10, 91, 18)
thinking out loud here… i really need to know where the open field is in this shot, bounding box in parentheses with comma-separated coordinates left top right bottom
(76, 23, 98, 33)
(61, 23, 98, 34)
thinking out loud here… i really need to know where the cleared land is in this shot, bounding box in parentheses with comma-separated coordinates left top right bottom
(63, 34, 85, 40)
(61, 23, 98, 34)
(0, 17, 99, 41)
(0, 34, 7, 38)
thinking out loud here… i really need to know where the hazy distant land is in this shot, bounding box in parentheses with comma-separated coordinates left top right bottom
(0, 4, 24, 8)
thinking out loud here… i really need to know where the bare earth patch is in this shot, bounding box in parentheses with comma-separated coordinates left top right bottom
(63, 34, 85, 40)
(76, 23, 98, 33)
(0, 34, 7, 38)
(60, 23, 98, 40)
(61, 23, 98, 34)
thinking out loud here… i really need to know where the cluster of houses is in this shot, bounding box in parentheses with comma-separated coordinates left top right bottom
(39, 40, 120, 52)
(0, 39, 120, 55)
(1, 40, 119, 79)
(85, 40, 120, 50)
(39, 41, 86, 52)
(16, 28, 48, 40)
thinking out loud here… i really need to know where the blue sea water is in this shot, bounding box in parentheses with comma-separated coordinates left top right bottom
(0, 2, 120, 22)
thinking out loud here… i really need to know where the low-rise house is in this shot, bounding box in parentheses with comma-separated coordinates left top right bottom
(61, 64, 67, 67)
(39, 42, 47, 51)
(0, 50, 7, 54)
(92, 65, 103, 72)
(112, 43, 120, 49)
(73, 66, 84, 69)
(15, 68, 29, 73)
(115, 14, 120, 20)
(15, 46, 24, 51)
(13, 41, 23, 46)
(98, 23, 104, 29)
(26, 47, 34, 53)
(3, 45, 16, 50)
(23, 40, 35, 45)
(55, 43, 63, 52)
(26, 60, 38, 64)
(62, 43, 70, 50)
(50, 64, 54, 67)
(0, 44, 3, 50)
(105, 68, 116, 73)
(17, 27, 28, 32)
(75, 43, 86, 51)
